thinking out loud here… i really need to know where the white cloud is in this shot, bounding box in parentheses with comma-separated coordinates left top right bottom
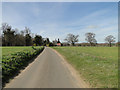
(65, 8, 112, 27)
(39, 30, 45, 35)
(86, 25, 98, 29)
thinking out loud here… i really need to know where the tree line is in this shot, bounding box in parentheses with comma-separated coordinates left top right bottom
(1, 23, 117, 47)
(64, 33, 116, 47)
(1, 23, 50, 46)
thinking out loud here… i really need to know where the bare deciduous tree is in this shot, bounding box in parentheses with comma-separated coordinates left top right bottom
(1, 23, 11, 31)
(85, 32, 97, 46)
(25, 27, 31, 35)
(105, 35, 115, 47)
(64, 33, 79, 46)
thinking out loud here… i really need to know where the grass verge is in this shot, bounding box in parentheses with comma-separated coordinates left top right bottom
(52, 47, 118, 88)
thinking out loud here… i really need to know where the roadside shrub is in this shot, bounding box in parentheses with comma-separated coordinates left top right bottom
(2, 47, 44, 85)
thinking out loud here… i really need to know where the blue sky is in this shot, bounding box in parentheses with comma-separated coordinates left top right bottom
(2, 2, 118, 43)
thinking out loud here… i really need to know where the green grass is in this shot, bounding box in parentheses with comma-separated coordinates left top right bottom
(52, 47, 118, 88)
(2, 46, 41, 56)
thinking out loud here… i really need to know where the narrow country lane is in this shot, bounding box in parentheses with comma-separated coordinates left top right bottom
(5, 47, 87, 88)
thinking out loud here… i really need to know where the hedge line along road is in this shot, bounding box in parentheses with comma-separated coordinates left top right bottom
(5, 47, 88, 88)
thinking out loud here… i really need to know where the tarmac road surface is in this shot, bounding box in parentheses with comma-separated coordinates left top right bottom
(5, 47, 88, 88)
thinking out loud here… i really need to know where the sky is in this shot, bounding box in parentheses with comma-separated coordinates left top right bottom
(2, 0, 120, 2)
(2, 2, 118, 43)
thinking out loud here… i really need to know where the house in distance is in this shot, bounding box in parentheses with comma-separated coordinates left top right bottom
(52, 38, 61, 46)
(57, 38, 61, 46)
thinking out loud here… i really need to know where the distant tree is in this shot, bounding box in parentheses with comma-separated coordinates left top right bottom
(25, 34, 32, 46)
(1, 23, 11, 31)
(14, 31, 26, 46)
(2, 35, 5, 46)
(46, 38, 50, 44)
(42, 38, 46, 46)
(2, 23, 12, 46)
(34, 35, 43, 46)
(64, 33, 79, 46)
(1, 23, 53, 46)
(24, 27, 31, 34)
(3, 27, 15, 46)
(85, 32, 97, 46)
(57, 38, 60, 43)
(49, 42, 54, 46)
(52, 39, 57, 46)
(15, 30, 26, 46)
(20, 30, 25, 36)
(42, 38, 50, 46)
(24, 27, 32, 46)
(105, 35, 115, 47)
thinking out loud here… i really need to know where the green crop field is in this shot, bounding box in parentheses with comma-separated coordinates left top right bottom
(52, 47, 118, 88)
(1, 46, 42, 56)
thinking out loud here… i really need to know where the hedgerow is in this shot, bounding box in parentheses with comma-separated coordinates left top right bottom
(2, 47, 44, 86)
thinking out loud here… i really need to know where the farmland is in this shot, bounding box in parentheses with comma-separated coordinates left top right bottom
(2, 46, 42, 56)
(1, 46, 44, 86)
(52, 47, 118, 88)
